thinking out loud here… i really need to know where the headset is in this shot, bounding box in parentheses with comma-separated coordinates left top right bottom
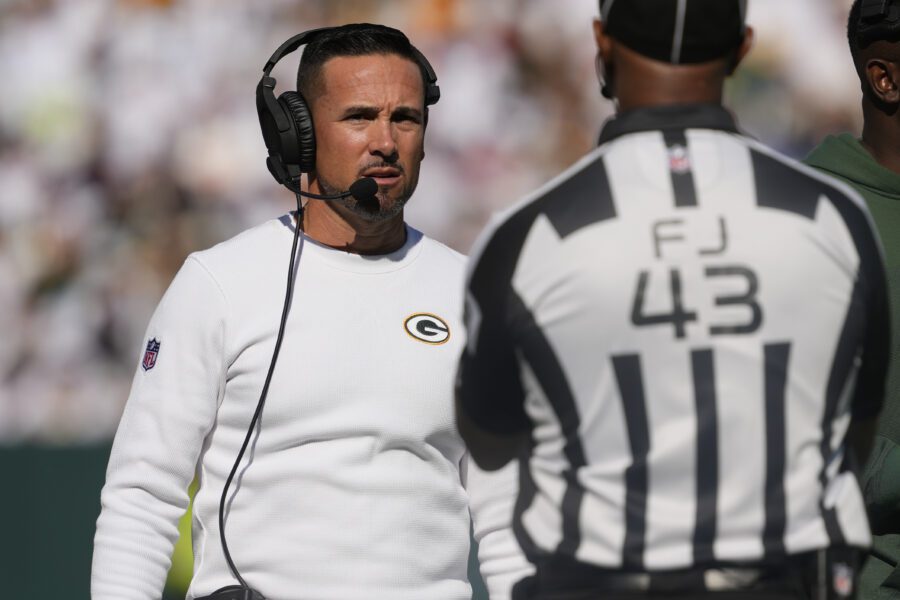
(859, 0, 900, 46)
(256, 26, 441, 194)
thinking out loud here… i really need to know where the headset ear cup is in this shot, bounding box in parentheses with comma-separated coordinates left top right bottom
(278, 91, 316, 173)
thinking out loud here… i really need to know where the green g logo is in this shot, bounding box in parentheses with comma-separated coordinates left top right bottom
(404, 313, 451, 345)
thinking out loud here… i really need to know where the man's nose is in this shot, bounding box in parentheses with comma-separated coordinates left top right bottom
(368, 119, 399, 160)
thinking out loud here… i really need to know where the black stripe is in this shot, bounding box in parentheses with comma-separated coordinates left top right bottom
(820, 287, 862, 547)
(458, 152, 617, 434)
(458, 222, 534, 433)
(512, 292, 588, 559)
(691, 349, 718, 565)
(458, 193, 544, 435)
(762, 342, 790, 558)
(817, 174, 891, 545)
(819, 178, 890, 421)
(663, 129, 698, 208)
(751, 149, 820, 219)
(544, 155, 617, 239)
(612, 354, 651, 570)
(512, 434, 544, 561)
(753, 146, 889, 544)
(557, 472, 585, 556)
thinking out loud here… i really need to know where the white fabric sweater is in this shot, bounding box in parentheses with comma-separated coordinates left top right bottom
(92, 216, 501, 600)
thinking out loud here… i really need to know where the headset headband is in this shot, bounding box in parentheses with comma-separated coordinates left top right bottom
(263, 28, 331, 76)
(261, 26, 441, 105)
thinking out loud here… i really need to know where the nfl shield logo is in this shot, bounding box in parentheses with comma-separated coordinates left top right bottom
(142, 338, 161, 371)
(833, 562, 854, 597)
(668, 144, 691, 174)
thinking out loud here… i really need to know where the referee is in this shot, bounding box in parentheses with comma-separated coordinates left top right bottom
(455, 1, 890, 599)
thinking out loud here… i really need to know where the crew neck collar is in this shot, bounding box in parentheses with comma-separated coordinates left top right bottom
(277, 213, 424, 274)
(598, 103, 740, 145)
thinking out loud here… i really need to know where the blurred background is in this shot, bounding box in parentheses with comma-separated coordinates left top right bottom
(0, 0, 861, 596)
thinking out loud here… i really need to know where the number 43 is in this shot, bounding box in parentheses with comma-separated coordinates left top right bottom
(630, 266, 762, 339)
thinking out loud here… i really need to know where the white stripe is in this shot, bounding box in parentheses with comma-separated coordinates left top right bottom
(603, 132, 673, 220)
(686, 129, 758, 212)
(671, 0, 688, 64)
(517, 355, 567, 554)
(601, 0, 617, 21)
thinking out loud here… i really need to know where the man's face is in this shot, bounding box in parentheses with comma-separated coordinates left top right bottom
(309, 53, 426, 222)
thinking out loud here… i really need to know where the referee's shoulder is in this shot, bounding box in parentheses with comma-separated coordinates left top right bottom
(469, 145, 611, 265)
(741, 135, 873, 220)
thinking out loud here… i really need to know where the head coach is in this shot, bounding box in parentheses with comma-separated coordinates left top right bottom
(456, 1, 890, 599)
(91, 23, 503, 600)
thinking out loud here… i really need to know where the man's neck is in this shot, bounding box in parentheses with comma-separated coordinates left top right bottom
(616, 85, 723, 113)
(612, 58, 726, 113)
(861, 109, 900, 175)
(301, 201, 406, 255)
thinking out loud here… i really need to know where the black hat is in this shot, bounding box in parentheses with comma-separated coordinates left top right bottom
(857, 0, 900, 47)
(601, 0, 748, 64)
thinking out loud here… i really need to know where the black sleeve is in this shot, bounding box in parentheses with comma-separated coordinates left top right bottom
(818, 179, 892, 421)
(853, 234, 891, 421)
(456, 224, 532, 435)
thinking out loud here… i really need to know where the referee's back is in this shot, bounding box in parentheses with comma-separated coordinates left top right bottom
(455, 1, 890, 596)
(462, 106, 887, 569)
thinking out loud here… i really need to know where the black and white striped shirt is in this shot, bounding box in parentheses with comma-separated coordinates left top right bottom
(457, 104, 889, 572)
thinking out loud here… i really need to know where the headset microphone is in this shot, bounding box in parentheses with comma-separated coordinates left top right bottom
(298, 177, 379, 202)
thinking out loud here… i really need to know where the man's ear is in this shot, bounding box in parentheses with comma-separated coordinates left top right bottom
(593, 19, 615, 99)
(593, 19, 613, 65)
(865, 58, 900, 105)
(728, 26, 755, 75)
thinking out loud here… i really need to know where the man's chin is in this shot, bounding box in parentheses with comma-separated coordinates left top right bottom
(317, 176, 413, 222)
(343, 193, 406, 222)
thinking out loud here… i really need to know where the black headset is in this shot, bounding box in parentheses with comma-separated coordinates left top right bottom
(255, 26, 441, 193)
(859, 0, 900, 46)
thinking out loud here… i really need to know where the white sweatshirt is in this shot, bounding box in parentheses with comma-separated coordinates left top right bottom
(92, 216, 516, 600)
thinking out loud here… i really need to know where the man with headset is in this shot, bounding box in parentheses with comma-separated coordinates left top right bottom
(805, 2, 900, 597)
(456, 1, 888, 598)
(91, 23, 525, 600)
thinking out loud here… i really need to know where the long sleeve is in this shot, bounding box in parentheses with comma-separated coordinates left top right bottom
(92, 257, 228, 600)
(466, 456, 535, 599)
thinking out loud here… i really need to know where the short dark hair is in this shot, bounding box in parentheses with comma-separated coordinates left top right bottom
(296, 23, 426, 103)
(849, 0, 863, 65)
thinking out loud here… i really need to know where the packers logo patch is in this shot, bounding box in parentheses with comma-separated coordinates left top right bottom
(404, 313, 450, 345)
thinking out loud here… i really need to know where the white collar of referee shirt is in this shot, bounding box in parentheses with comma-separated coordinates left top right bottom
(597, 103, 740, 146)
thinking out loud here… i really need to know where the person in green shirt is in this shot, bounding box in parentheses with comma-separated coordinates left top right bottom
(805, 1, 900, 597)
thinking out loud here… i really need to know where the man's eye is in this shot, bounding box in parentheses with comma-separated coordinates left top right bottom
(393, 115, 420, 125)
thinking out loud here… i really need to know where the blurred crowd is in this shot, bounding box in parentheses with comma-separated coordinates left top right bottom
(0, 0, 861, 444)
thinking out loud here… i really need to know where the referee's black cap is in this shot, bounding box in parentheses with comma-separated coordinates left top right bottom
(600, 0, 748, 64)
